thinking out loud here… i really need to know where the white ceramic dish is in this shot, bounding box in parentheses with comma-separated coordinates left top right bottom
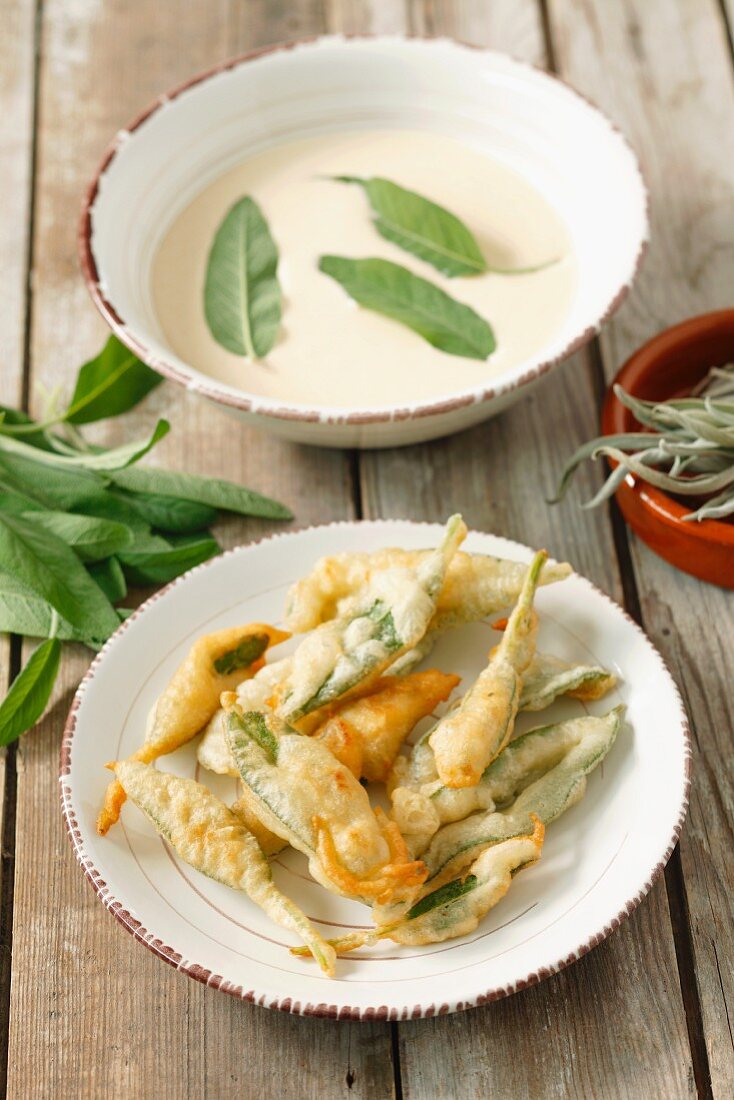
(81, 37, 648, 449)
(61, 521, 689, 1018)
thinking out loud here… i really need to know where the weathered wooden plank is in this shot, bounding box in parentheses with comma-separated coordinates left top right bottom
(547, 0, 734, 1093)
(352, 1, 695, 1096)
(0, 0, 37, 1083)
(5, 2, 393, 1097)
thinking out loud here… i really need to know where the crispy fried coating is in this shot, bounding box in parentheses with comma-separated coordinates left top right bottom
(96, 623, 288, 835)
(231, 788, 288, 856)
(115, 761, 335, 974)
(315, 669, 460, 782)
(285, 549, 571, 634)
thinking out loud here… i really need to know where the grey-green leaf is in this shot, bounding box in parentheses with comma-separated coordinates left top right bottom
(119, 533, 220, 585)
(110, 465, 292, 520)
(87, 556, 128, 603)
(0, 419, 169, 471)
(65, 335, 163, 425)
(319, 256, 496, 361)
(0, 512, 120, 637)
(0, 638, 61, 745)
(19, 511, 134, 562)
(119, 491, 218, 534)
(337, 176, 487, 277)
(0, 452, 107, 509)
(204, 196, 282, 358)
(0, 571, 102, 645)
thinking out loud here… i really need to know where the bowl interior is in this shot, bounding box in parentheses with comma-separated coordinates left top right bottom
(88, 36, 648, 415)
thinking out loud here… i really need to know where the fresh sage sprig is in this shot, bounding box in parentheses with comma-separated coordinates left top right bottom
(204, 196, 282, 359)
(0, 335, 291, 743)
(335, 176, 557, 278)
(319, 255, 496, 361)
(553, 365, 734, 521)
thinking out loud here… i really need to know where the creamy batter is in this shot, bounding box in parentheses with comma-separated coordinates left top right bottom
(152, 130, 577, 408)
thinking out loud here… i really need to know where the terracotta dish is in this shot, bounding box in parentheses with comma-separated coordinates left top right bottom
(601, 310, 734, 588)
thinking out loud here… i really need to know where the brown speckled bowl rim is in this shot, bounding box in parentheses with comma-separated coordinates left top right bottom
(78, 35, 650, 429)
(59, 521, 690, 1019)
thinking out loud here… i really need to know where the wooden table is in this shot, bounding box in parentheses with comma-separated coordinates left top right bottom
(1, 1, 732, 1096)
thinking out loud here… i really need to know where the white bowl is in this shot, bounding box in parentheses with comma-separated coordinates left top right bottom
(80, 36, 648, 449)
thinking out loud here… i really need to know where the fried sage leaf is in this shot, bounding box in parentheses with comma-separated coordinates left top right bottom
(276, 514, 467, 727)
(423, 704, 624, 886)
(0, 638, 61, 745)
(204, 196, 282, 358)
(96, 623, 288, 835)
(227, 708, 425, 905)
(115, 761, 335, 975)
(319, 256, 495, 361)
(429, 550, 546, 788)
(336, 176, 487, 277)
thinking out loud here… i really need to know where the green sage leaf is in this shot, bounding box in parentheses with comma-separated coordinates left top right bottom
(110, 466, 292, 520)
(318, 256, 495, 361)
(0, 419, 169, 471)
(119, 491, 218, 534)
(65, 336, 163, 424)
(204, 196, 282, 358)
(0, 572, 101, 645)
(0, 407, 54, 449)
(407, 875, 479, 920)
(87, 556, 128, 603)
(0, 638, 62, 745)
(213, 632, 270, 675)
(19, 511, 134, 562)
(336, 176, 487, 277)
(119, 533, 220, 585)
(0, 512, 120, 637)
(0, 452, 106, 509)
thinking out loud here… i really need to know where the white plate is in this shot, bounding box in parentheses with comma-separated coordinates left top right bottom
(81, 36, 648, 448)
(60, 522, 690, 1018)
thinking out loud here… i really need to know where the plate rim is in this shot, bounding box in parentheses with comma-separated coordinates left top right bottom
(59, 520, 691, 1019)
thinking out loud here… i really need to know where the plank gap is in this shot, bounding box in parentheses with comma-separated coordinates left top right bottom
(717, 0, 734, 62)
(349, 449, 364, 520)
(1, 0, 45, 1086)
(0, 636, 22, 1100)
(541, 5, 714, 1090)
(20, 0, 45, 410)
(665, 847, 715, 1100)
(390, 1021, 403, 1100)
(538, 0, 558, 71)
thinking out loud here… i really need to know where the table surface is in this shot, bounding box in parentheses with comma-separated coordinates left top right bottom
(1, 1, 732, 1097)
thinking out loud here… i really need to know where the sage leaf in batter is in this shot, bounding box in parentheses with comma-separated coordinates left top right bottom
(204, 196, 282, 359)
(318, 256, 495, 361)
